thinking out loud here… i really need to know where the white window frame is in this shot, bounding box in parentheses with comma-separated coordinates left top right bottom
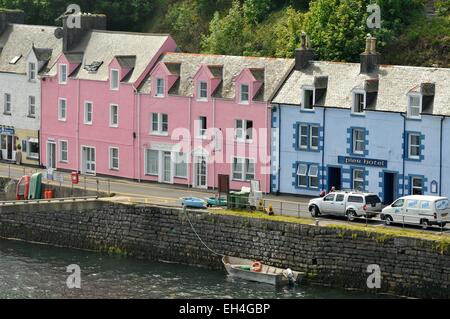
(4, 93, 11, 114)
(408, 133, 421, 160)
(235, 119, 253, 142)
(110, 69, 119, 90)
(174, 152, 188, 178)
(301, 86, 315, 110)
(84, 101, 93, 125)
(150, 113, 169, 135)
(407, 93, 422, 119)
(297, 163, 308, 187)
(198, 116, 207, 137)
(232, 157, 255, 181)
(28, 96, 36, 117)
(240, 84, 249, 104)
(352, 90, 366, 114)
(353, 169, 365, 191)
(59, 64, 68, 84)
(299, 124, 308, 149)
(145, 149, 159, 176)
(59, 140, 68, 163)
(155, 78, 165, 97)
(109, 147, 119, 170)
(109, 104, 119, 127)
(198, 81, 208, 101)
(27, 138, 39, 159)
(310, 125, 319, 150)
(28, 62, 36, 81)
(308, 165, 319, 189)
(352, 128, 365, 155)
(58, 98, 67, 121)
(411, 176, 423, 195)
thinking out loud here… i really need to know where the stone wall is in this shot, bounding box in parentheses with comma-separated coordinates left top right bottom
(0, 200, 448, 298)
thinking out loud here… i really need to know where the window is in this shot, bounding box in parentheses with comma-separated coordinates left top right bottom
(353, 92, 366, 113)
(59, 140, 68, 163)
(348, 196, 364, 203)
(421, 201, 431, 210)
(59, 64, 68, 84)
(408, 133, 421, 160)
(352, 169, 365, 191)
(308, 165, 319, 189)
(150, 113, 168, 135)
(28, 96, 36, 117)
(336, 194, 345, 202)
(110, 70, 119, 90)
(84, 102, 93, 124)
(352, 129, 365, 155)
(198, 81, 208, 100)
(411, 177, 423, 195)
(299, 124, 308, 149)
(392, 199, 405, 208)
(310, 126, 319, 150)
(235, 119, 253, 141)
(175, 152, 188, 178)
(145, 150, 159, 175)
(232, 158, 255, 181)
(109, 147, 119, 170)
(156, 78, 164, 97)
(302, 88, 315, 110)
(198, 116, 207, 137)
(28, 62, 36, 81)
(27, 139, 39, 159)
(110, 104, 119, 127)
(58, 98, 67, 121)
(408, 94, 422, 118)
(324, 194, 335, 202)
(4, 93, 11, 114)
(240, 84, 249, 104)
(297, 164, 308, 187)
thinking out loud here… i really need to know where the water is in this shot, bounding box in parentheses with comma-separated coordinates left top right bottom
(0, 239, 385, 299)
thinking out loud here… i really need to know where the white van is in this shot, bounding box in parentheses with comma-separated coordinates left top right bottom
(381, 196, 450, 229)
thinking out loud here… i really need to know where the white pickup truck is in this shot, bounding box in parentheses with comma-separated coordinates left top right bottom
(309, 191, 382, 220)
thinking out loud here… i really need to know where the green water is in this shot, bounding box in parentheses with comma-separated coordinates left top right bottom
(0, 239, 386, 299)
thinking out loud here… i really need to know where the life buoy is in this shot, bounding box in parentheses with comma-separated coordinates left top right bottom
(252, 262, 262, 273)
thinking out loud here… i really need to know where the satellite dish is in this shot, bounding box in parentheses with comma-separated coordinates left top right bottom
(54, 28, 64, 39)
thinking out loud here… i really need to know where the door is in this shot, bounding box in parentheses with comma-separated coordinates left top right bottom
(383, 172, 397, 205)
(6, 135, 13, 160)
(321, 194, 336, 214)
(404, 199, 420, 224)
(82, 147, 96, 175)
(47, 142, 56, 169)
(328, 167, 342, 191)
(195, 156, 207, 189)
(162, 151, 172, 183)
(334, 193, 346, 215)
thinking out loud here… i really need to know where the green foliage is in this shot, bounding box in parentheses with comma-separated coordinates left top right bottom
(436, 0, 450, 17)
(243, 0, 274, 24)
(274, 6, 305, 57)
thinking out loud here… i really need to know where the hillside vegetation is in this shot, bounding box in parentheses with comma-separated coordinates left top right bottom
(0, 0, 448, 67)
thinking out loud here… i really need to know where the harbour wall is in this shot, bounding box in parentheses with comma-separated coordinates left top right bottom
(0, 200, 448, 298)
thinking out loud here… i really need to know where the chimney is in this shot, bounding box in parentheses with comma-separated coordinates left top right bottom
(294, 32, 314, 71)
(61, 13, 107, 52)
(360, 34, 380, 74)
(0, 9, 25, 34)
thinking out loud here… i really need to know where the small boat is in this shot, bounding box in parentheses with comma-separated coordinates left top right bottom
(16, 175, 30, 200)
(222, 256, 303, 286)
(28, 172, 43, 200)
(206, 197, 227, 207)
(181, 197, 206, 209)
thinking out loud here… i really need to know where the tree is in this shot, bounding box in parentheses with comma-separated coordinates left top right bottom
(243, 0, 274, 24)
(274, 6, 305, 57)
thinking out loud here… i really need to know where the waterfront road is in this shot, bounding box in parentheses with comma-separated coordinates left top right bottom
(1, 162, 449, 235)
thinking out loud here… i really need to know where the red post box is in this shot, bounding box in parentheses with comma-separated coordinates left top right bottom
(71, 171, 79, 185)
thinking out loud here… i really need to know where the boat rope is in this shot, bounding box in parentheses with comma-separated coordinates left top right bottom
(183, 207, 225, 257)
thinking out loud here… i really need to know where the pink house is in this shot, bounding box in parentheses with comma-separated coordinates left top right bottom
(40, 15, 177, 178)
(137, 53, 294, 193)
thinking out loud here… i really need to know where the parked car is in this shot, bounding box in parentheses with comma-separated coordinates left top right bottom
(381, 196, 450, 229)
(309, 191, 382, 220)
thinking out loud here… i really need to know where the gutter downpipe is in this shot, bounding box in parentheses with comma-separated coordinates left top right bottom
(440, 116, 444, 196)
(76, 78, 80, 173)
(137, 90, 141, 182)
(401, 113, 406, 196)
(277, 103, 281, 195)
(213, 97, 216, 191)
(189, 96, 192, 189)
(322, 107, 326, 192)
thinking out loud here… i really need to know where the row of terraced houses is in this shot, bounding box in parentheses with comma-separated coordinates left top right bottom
(0, 10, 449, 203)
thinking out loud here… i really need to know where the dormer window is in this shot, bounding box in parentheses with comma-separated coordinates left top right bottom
(352, 91, 366, 114)
(302, 87, 315, 110)
(240, 84, 249, 104)
(156, 78, 165, 97)
(198, 81, 208, 101)
(59, 64, 68, 84)
(28, 63, 36, 81)
(110, 69, 119, 90)
(408, 94, 422, 119)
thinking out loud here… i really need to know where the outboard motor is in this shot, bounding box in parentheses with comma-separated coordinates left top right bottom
(286, 268, 295, 285)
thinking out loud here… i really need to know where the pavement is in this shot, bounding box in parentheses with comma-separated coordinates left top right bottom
(1, 162, 449, 235)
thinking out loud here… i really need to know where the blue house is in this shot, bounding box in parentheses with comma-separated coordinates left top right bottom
(271, 35, 450, 204)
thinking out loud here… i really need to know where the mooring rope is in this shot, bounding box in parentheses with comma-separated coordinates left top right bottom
(183, 207, 225, 257)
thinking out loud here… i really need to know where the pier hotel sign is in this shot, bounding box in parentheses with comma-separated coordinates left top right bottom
(338, 156, 387, 168)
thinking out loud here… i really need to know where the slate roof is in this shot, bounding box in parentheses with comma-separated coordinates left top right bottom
(47, 30, 172, 84)
(0, 24, 62, 74)
(273, 61, 450, 116)
(139, 53, 294, 102)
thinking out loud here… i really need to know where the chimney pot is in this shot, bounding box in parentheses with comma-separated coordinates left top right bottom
(370, 37, 377, 54)
(294, 32, 314, 71)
